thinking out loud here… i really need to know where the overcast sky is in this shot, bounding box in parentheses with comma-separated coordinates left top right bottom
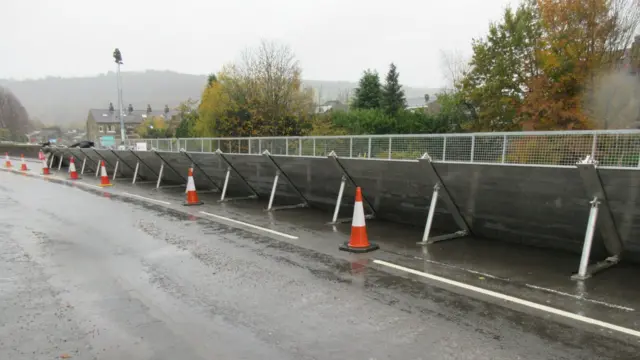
(2, 0, 517, 88)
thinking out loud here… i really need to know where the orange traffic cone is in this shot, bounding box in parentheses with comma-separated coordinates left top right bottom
(98, 160, 112, 187)
(68, 157, 80, 180)
(184, 167, 203, 206)
(41, 156, 51, 175)
(339, 187, 379, 253)
(4, 153, 12, 168)
(20, 154, 28, 171)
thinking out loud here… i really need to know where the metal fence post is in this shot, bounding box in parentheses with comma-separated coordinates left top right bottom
(286, 138, 289, 156)
(350, 137, 353, 158)
(313, 138, 316, 156)
(591, 134, 597, 159)
(299, 137, 302, 156)
(367, 137, 372, 158)
(443, 137, 447, 161)
(470, 135, 475, 162)
(388, 138, 392, 159)
(501, 135, 507, 163)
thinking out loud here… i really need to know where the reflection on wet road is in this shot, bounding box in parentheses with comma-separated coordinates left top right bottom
(0, 169, 639, 359)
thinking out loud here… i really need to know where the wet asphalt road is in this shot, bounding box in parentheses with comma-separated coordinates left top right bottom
(1, 169, 640, 359)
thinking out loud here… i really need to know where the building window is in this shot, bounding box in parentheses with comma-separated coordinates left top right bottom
(98, 126, 104, 133)
(107, 125, 115, 133)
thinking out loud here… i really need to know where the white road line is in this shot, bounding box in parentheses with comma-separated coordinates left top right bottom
(200, 211, 298, 240)
(122, 192, 171, 205)
(413, 256, 507, 281)
(373, 259, 640, 339)
(525, 283, 634, 312)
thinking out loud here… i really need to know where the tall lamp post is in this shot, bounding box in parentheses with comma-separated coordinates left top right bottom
(113, 48, 125, 146)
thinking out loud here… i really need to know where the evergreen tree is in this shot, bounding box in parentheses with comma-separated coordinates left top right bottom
(381, 63, 406, 115)
(207, 73, 218, 88)
(352, 70, 382, 110)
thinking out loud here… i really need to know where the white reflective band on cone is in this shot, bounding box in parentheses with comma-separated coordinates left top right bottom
(351, 200, 366, 227)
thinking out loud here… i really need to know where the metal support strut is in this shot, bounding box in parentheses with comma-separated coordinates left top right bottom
(155, 162, 164, 189)
(327, 151, 376, 224)
(112, 160, 119, 181)
(180, 150, 221, 193)
(416, 153, 470, 245)
(153, 151, 186, 190)
(331, 175, 347, 224)
(572, 155, 622, 280)
(128, 150, 161, 185)
(80, 157, 87, 175)
(109, 149, 141, 182)
(573, 197, 601, 280)
(263, 150, 308, 211)
(132, 161, 140, 185)
(214, 149, 259, 202)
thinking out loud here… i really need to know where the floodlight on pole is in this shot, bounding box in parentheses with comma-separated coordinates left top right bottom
(113, 48, 126, 145)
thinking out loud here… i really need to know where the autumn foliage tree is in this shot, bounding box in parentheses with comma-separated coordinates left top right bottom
(194, 40, 315, 137)
(521, 0, 640, 129)
(135, 116, 169, 138)
(457, 0, 640, 131)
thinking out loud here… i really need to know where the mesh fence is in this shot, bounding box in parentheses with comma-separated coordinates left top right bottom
(127, 130, 640, 168)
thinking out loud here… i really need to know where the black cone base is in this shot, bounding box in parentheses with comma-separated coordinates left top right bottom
(339, 241, 380, 253)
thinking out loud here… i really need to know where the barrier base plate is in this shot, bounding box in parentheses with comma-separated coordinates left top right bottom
(339, 242, 380, 253)
(183, 201, 204, 206)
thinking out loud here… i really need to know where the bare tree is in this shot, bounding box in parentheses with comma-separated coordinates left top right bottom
(223, 40, 314, 135)
(0, 86, 31, 140)
(439, 49, 471, 91)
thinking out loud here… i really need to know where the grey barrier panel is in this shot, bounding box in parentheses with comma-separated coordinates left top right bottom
(270, 155, 352, 212)
(435, 163, 607, 257)
(186, 152, 248, 196)
(67, 148, 95, 171)
(153, 151, 198, 186)
(598, 169, 640, 261)
(125, 151, 161, 181)
(224, 153, 302, 206)
(80, 149, 115, 173)
(143, 151, 187, 185)
(93, 150, 123, 174)
(97, 150, 138, 178)
(337, 158, 454, 229)
(110, 150, 155, 180)
(51, 148, 71, 168)
(126, 151, 175, 184)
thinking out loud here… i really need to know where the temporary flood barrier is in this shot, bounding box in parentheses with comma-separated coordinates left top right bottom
(37, 129, 640, 279)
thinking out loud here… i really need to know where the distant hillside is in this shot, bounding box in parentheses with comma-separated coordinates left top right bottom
(0, 70, 441, 127)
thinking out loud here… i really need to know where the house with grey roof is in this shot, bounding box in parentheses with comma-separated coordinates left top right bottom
(406, 96, 438, 112)
(86, 103, 180, 144)
(314, 100, 349, 114)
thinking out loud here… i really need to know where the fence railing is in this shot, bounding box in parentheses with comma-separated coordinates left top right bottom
(123, 130, 640, 168)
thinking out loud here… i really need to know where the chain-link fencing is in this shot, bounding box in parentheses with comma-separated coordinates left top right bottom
(125, 130, 640, 168)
